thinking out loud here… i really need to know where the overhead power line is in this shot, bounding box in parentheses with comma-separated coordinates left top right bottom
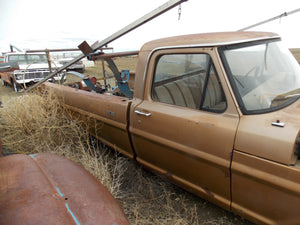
(239, 8, 300, 31)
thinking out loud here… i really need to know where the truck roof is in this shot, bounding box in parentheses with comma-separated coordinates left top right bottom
(141, 31, 280, 52)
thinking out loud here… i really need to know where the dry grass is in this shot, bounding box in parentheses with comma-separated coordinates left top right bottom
(0, 92, 251, 224)
(0, 91, 124, 196)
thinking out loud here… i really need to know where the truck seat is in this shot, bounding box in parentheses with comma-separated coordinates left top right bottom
(153, 74, 203, 109)
(153, 73, 225, 111)
(203, 75, 226, 110)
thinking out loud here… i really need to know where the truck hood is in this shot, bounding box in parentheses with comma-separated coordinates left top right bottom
(18, 63, 62, 70)
(235, 99, 300, 165)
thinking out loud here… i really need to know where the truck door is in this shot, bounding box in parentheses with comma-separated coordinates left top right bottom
(130, 48, 239, 209)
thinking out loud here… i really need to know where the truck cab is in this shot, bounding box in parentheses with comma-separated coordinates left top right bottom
(130, 31, 300, 224)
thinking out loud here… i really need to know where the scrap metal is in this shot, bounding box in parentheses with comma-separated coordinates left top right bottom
(0, 153, 130, 225)
(26, 0, 189, 92)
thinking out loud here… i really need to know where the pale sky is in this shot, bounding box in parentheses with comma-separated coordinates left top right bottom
(0, 0, 299, 53)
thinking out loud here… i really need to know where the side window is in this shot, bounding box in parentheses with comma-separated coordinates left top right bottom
(152, 53, 227, 112)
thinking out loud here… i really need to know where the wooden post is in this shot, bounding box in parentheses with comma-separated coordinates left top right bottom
(45, 49, 52, 73)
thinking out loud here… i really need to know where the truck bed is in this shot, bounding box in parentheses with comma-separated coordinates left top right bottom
(42, 82, 135, 159)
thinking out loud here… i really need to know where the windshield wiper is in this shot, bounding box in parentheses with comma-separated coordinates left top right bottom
(284, 93, 300, 99)
(272, 89, 300, 102)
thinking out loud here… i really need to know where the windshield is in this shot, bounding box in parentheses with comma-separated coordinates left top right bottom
(8, 54, 48, 65)
(221, 40, 300, 114)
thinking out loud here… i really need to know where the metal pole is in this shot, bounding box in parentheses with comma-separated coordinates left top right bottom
(25, 47, 113, 53)
(101, 59, 107, 88)
(27, 0, 188, 92)
(45, 49, 52, 73)
(239, 8, 300, 31)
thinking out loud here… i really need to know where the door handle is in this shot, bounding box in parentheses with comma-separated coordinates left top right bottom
(135, 110, 152, 117)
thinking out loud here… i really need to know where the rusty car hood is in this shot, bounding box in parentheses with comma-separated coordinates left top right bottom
(235, 99, 300, 165)
(0, 153, 129, 225)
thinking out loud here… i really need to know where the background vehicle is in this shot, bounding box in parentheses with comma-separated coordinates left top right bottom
(0, 52, 64, 92)
(58, 57, 85, 73)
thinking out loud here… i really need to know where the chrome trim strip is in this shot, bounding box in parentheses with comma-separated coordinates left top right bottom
(272, 121, 285, 128)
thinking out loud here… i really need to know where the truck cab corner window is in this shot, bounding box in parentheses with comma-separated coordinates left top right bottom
(152, 53, 227, 112)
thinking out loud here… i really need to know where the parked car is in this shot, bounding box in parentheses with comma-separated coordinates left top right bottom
(0, 52, 64, 92)
(58, 58, 85, 73)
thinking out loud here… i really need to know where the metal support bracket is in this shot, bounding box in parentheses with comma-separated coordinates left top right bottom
(118, 70, 133, 98)
(26, 0, 189, 92)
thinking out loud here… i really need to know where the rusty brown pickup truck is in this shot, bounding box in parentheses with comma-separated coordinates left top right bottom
(43, 31, 300, 225)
